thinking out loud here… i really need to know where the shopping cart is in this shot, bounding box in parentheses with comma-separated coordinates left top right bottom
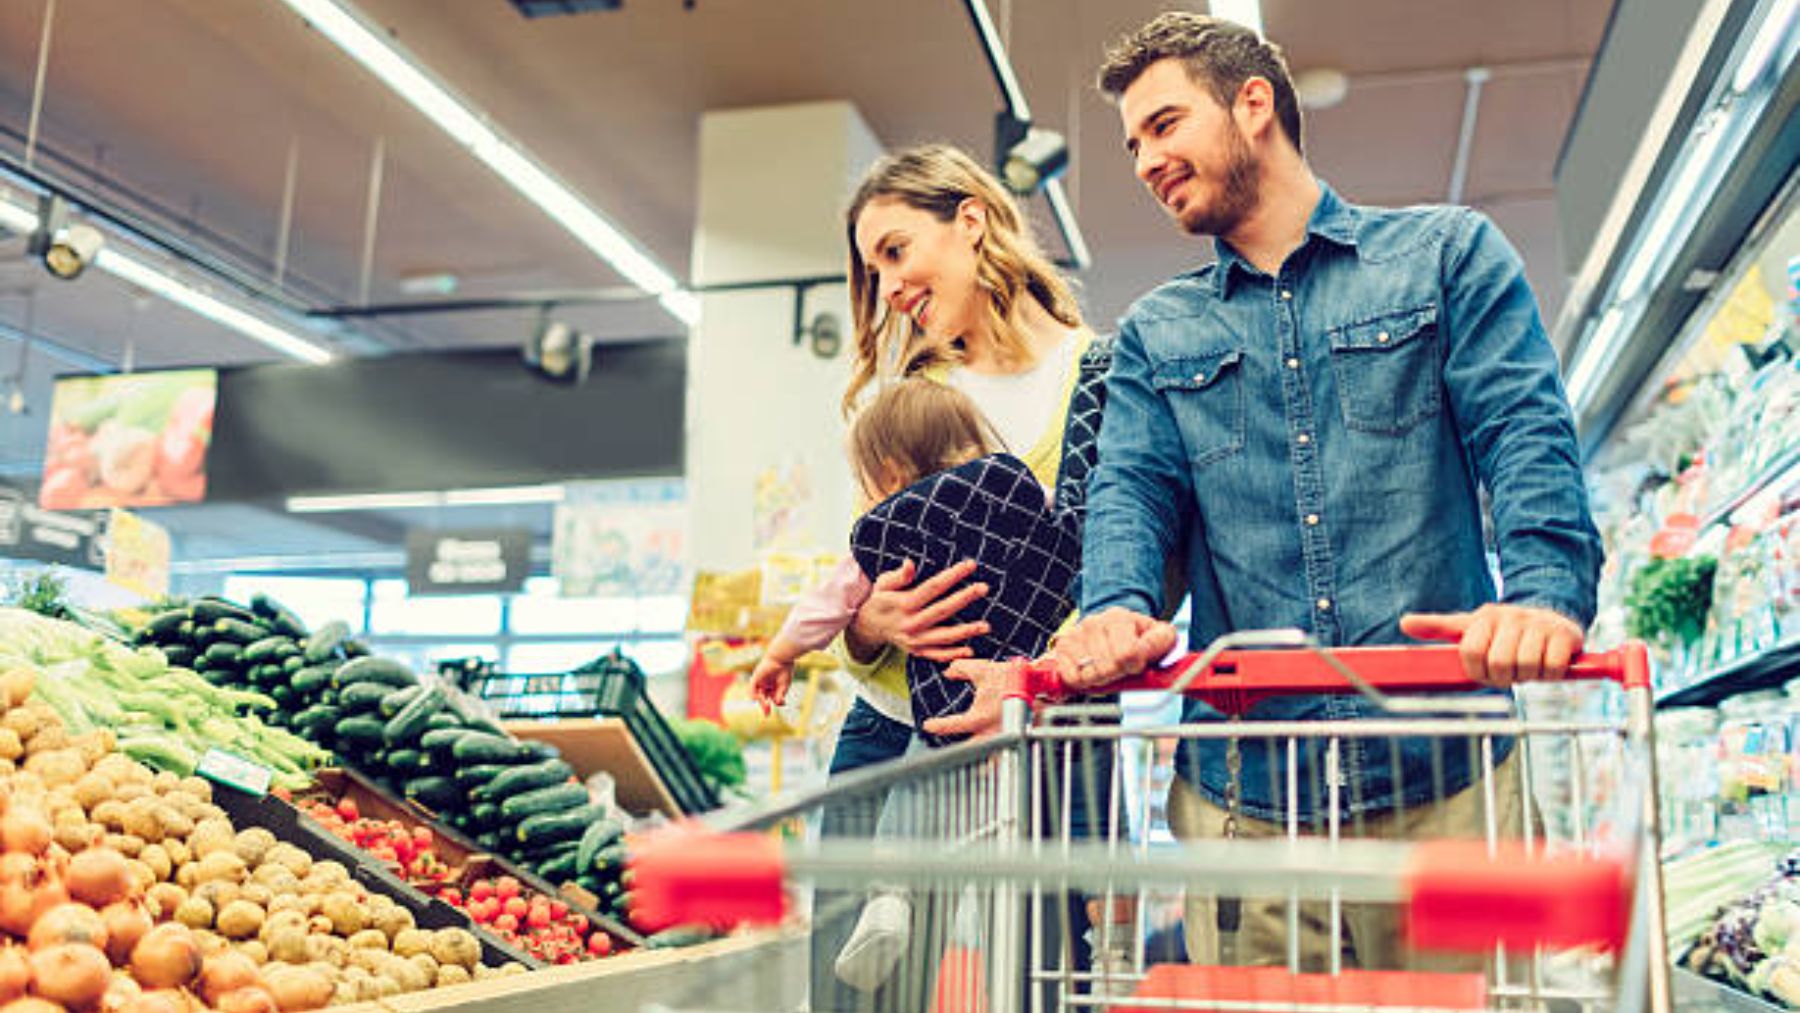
(631, 630, 1669, 1013)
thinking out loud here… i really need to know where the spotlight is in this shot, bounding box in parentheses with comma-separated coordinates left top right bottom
(524, 316, 594, 383)
(27, 195, 105, 280)
(995, 111, 1069, 196)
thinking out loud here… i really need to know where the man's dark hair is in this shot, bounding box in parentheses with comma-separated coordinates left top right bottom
(1097, 12, 1304, 155)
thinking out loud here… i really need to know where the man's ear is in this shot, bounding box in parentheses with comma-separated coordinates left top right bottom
(1234, 76, 1277, 142)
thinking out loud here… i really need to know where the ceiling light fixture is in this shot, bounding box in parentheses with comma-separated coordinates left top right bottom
(277, 0, 698, 327)
(995, 112, 1070, 196)
(287, 483, 566, 513)
(1564, 305, 1628, 411)
(1211, 0, 1264, 36)
(1733, 0, 1798, 93)
(0, 192, 335, 364)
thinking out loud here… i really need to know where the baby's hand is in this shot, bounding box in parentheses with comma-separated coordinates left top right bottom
(750, 656, 794, 715)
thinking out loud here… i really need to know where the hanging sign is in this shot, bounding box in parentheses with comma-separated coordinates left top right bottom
(0, 482, 106, 569)
(406, 528, 531, 596)
(104, 508, 171, 599)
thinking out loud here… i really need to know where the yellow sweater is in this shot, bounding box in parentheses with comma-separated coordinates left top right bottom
(839, 331, 1093, 722)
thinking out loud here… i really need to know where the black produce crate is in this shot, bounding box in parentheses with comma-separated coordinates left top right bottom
(471, 668, 611, 719)
(210, 782, 542, 969)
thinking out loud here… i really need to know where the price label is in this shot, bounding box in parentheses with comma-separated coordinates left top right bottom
(196, 749, 273, 798)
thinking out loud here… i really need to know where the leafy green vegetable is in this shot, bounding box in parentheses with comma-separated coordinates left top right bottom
(672, 717, 746, 794)
(1625, 555, 1718, 645)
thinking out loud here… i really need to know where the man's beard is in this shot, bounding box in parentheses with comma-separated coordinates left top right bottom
(1178, 124, 1260, 237)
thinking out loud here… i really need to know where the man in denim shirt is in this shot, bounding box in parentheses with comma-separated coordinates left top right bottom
(928, 12, 1602, 969)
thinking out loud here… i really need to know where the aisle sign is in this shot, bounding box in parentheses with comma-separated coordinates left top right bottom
(553, 478, 688, 596)
(406, 528, 530, 596)
(104, 508, 170, 599)
(0, 482, 106, 569)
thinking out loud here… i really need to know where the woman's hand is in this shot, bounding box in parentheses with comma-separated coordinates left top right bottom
(845, 559, 990, 663)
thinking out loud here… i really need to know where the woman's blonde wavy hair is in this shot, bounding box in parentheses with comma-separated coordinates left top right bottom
(842, 144, 1082, 416)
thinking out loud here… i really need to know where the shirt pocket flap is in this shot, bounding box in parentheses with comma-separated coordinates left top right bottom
(1329, 304, 1438, 353)
(1151, 349, 1244, 392)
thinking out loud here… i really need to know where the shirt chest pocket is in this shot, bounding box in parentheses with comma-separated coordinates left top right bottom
(1326, 304, 1443, 434)
(1151, 348, 1245, 468)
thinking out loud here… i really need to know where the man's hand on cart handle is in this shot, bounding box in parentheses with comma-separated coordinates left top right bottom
(1399, 604, 1586, 688)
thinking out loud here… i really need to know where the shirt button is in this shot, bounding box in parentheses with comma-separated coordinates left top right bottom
(1376, 331, 1391, 344)
(1280, 289, 1293, 301)
(1192, 372, 1206, 384)
(1317, 598, 1332, 612)
(1296, 433, 1311, 445)
(1285, 357, 1300, 370)
(1305, 514, 1320, 526)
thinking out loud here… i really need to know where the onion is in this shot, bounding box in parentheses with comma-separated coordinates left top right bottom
(100, 973, 140, 1013)
(126, 925, 200, 990)
(27, 904, 108, 954)
(1, 998, 68, 1013)
(99, 906, 150, 968)
(0, 947, 28, 1002)
(0, 871, 68, 939)
(28, 942, 110, 1010)
(66, 851, 133, 909)
(1, 808, 52, 857)
(118, 992, 189, 1013)
(196, 952, 260, 1006)
(260, 967, 331, 1013)
(213, 988, 277, 1013)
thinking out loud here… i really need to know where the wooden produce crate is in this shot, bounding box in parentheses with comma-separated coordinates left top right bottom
(503, 717, 682, 819)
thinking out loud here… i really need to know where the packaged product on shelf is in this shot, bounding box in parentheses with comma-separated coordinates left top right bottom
(1656, 706, 1722, 852)
(1716, 691, 1792, 842)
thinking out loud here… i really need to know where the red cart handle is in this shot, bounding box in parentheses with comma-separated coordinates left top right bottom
(1010, 641, 1650, 717)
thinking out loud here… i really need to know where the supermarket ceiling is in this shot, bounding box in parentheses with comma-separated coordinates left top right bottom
(0, 0, 1612, 563)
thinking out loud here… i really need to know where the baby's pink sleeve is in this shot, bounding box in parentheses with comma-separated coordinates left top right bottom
(773, 558, 872, 654)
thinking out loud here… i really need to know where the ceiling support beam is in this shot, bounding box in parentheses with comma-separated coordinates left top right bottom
(1447, 66, 1490, 206)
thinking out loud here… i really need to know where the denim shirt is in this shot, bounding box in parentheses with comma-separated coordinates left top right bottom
(1082, 184, 1602, 823)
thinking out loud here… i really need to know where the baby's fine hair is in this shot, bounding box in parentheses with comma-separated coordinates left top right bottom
(848, 379, 1006, 493)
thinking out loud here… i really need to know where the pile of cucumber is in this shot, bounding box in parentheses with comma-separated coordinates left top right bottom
(136, 594, 634, 922)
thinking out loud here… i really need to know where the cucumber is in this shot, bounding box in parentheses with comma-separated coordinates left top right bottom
(535, 848, 582, 883)
(333, 714, 385, 748)
(337, 682, 391, 713)
(246, 663, 281, 687)
(292, 705, 337, 737)
(646, 927, 714, 950)
(242, 636, 292, 665)
(212, 618, 269, 645)
(404, 776, 461, 810)
(334, 656, 415, 690)
(379, 686, 424, 719)
(270, 685, 295, 708)
(518, 740, 561, 762)
(384, 748, 425, 771)
(202, 642, 244, 668)
(291, 665, 335, 695)
(590, 842, 627, 874)
(193, 598, 257, 626)
(499, 783, 590, 823)
(516, 804, 604, 846)
(383, 684, 446, 746)
(469, 801, 502, 829)
(423, 712, 463, 734)
(576, 817, 624, 872)
(143, 609, 190, 642)
(282, 654, 305, 675)
(450, 733, 528, 765)
(443, 691, 507, 737)
(161, 645, 197, 669)
(303, 620, 352, 664)
(250, 594, 309, 639)
(455, 764, 511, 792)
(419, 727, 468, 758)
(477, 759, 575, 802)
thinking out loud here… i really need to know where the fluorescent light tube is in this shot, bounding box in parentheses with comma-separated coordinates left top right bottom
(1734, 0, 1798, 93)
(0, 195, 37, 234)
(288, 483, 566, 512)
(1212, 0, 1264, 36)
(278, 0, 694, 323)
(94, 249, 334, 364)
(1613, 117, 1729, 303)
(1565, 305, 1628, 411)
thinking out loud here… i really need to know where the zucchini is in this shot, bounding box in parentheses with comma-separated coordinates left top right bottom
(383, 683, 446, 746)
(499, 783, 590, 823)
(212, 618, 269, 645)
(193, 598, 257, 626)
(334, 656, 415, 690)
(291, 665, 335, 695)
(450, 733, 528, 765)
(338, 682, 391, 713)
(202, 642, 244, 668)
(404, 776, 461, 810)
(333, 714, 386, 748)
(516, 804, 603, 846)
(379, 686, 424, 718)
(478, 759, 575, 802)
(242, 636, 292, 665)
(576, 817, 624, 872)
(455, 764, 511, 792)
(143, 609, 190, 642)
(303, 620, 352, 664)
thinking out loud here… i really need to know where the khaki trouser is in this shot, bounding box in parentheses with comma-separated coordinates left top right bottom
(1166, 748, 1524, 973)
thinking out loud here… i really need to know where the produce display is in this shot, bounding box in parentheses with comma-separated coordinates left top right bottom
(0, 664, 528, 1013)
(1682, 848, 1800, 1007)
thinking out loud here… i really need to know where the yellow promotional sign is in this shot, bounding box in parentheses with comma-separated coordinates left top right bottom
(105, 508, 171, 600)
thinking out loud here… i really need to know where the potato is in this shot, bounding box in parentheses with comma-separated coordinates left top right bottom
(319, 894, 364, 937)
(263, 965, 333, 1012)
(71, 730, 113, 766)
(145, 882, 187, 922)
(106, 833, 146, 859)
(192, 881, 240, 912)
(121, 802, 165, 844)
(237, 884, 273, 911)
(194, 929, 229, 956)
(436, 964, 472, 988)
(371, 976, 401, 1000)
(162, 838, 190, 869)
(176, 777, 212, 804)
(0, 758, 14, 778)
(265, 927, 309, 966)
(264, 894, 306, 918)
(386, 955, 428, 994)
(192, 852, 247, 886)
(250, 865, 299, 895)
(188, 820, 236, 860)
(66, 771, 111, 811)
(305, 915, 334, 938)
(389, 929, 431, 959)
(405, 953, 437, 982)
(126, 859, 156, 896)
(309, 861, 348, 886)
(427, 929, 479, 971)
(175, 894, 216, 929)
(155, 807, 195, 841)
(348, 950, 386, 976)
(0, 729, 21, 762)
(261, 845, 310, 880)
(150, 771, 180, 795)
(347, 930, 387, 953)
(24, 726, 72, 758)
(233, 829, 276, 869)
(237, 940, 268, 965)
(23, 747, 84, 785)
(114, 782, 152, 804)
(139, 844, 173, 882)
(53, 821, 99, 853)
(216, 900, 265, 940)
(370, 906, 412, 943)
